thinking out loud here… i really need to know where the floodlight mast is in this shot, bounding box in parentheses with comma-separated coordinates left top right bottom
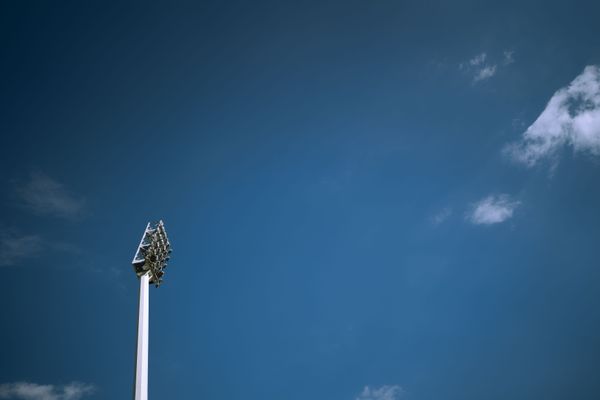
(131, 220, 172, 400)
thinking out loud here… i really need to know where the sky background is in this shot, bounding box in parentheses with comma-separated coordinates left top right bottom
(2, 1, 600, 399)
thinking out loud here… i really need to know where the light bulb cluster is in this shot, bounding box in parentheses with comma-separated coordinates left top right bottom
(132, 220, 172, 287)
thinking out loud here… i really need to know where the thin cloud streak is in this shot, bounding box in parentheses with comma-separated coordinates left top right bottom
(0, 382, 95, 400)
(506, 65, 600, 166)
(16, 172, 84, 219)
(0, 230, 42, 267)
(0, 228, 81, 268)
(356, 385, 404, 400)
(467, 194, 520, 225)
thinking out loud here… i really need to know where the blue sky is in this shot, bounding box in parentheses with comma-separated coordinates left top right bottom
(2, 1, 600, 399)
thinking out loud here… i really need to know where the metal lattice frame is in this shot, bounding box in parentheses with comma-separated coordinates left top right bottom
(132, 220, 172, 287)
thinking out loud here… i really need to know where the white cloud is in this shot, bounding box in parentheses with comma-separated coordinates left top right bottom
(474, 65, 497, 82)
(0, 382, 94, 400)
(460, 51, 514, 83)
(467, 194, 520, 225)
(356, 385, 403, 400)
(431, 207, 452, 225)
(506, 65, 600, 166)
(0, 230, 42, 267)
(16, 173, 84, 219)
(469, 53, 487, 66)
(460, 52, 496, 83)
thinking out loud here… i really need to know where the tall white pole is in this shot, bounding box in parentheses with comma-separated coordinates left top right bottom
(134, 273, 150, 400)
(131, 220, 171, 399)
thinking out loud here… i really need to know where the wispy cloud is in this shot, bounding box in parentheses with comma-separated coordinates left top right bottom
(506, 65, 600, 166)
(0, 227, 82, 268)
(0, 230, 42, 267)
(0, 382, 94, 400)
(431, 207, 453, 225)
(503, 50, 515, 65)
(460, 50, 513, 83)
(469, 53, 487, 67)
(467, 194, 520, 225)
(16, 173, 84, 219)
(356, 385, 403, 400)
(474, 65, 497, 82)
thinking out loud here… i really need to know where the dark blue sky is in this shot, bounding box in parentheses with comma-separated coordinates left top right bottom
(2, 1, 600, 399)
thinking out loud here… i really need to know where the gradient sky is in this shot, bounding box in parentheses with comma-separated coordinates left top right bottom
(2, 1, 600, 400)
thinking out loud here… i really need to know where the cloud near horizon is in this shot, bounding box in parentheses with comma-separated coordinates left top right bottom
(356, 385, 403, 400)
(0, 382, 94, 400)
(467, 194, 520, 225)
(506, 65, 600, 166)
(16, 173, 84, 219)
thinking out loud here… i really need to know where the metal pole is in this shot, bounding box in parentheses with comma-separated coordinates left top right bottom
(131, 220, 171, 399)
(133, 273, 150, 400)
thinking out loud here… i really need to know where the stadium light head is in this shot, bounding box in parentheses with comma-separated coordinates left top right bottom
(132, 220, 172, 287)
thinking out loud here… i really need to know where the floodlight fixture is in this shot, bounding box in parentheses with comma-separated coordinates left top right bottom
(132, 220, 172, 287)
(131, 220, 172, 400)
